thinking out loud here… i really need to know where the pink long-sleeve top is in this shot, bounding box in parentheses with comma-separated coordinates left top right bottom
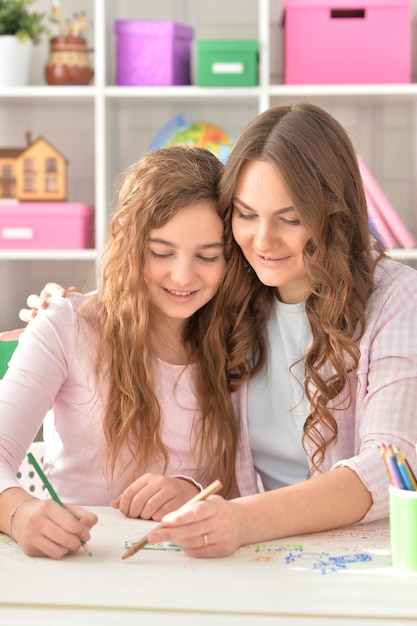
(0, 293, 238, 504)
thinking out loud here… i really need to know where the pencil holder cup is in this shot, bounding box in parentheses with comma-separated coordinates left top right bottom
(389, 485, 417, 572)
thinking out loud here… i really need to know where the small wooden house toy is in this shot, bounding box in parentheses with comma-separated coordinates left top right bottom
(0, 134, 67, 202)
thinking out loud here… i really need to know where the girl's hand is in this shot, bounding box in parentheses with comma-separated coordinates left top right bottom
(147, 496, 242, 557)
(11, 498, 97, 559)
(112, 474, 200, 521)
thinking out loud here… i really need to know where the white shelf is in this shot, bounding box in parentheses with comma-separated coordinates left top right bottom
(0, 250, 97, 261)
(268, 84, 417, 99)
(4, 83, 417, 101)
(0, 86, 96, 99)
(105, 86, 263, 99)
(1, 0, 417, 329)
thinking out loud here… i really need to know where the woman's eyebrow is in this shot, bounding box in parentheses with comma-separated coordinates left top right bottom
(233, 197, 295, 214)
(232, 197, 255, 211)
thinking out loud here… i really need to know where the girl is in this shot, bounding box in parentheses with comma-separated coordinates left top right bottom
(0, 146, 258, 559)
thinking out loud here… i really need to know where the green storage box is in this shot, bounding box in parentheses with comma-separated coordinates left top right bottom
(196, 39, 258, 86)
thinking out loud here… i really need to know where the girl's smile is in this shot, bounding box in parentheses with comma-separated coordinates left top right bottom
(145, 201, 226, 328)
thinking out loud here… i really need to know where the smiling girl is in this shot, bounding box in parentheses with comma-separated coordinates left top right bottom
(0, 146, 258, 559)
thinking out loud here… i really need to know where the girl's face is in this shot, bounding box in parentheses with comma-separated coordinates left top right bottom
(144, 201, 226, 328)
(232, 159, 311, 304)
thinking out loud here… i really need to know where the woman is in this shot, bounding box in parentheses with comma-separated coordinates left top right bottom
(146, 103, 417, 556)
(0, 146, 259, 559)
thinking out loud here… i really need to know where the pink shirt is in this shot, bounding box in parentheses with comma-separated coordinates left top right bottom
(0, 293, 226, 504)
(235, 257, 417, 522)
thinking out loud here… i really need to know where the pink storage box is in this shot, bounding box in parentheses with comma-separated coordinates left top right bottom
(284, 0, 411, 84)
(114, 20, 194, 86)
(0, 202, 94, 249)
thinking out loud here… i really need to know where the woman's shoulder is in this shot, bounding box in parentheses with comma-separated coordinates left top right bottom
(375, 256, 417, 288)
(370, 256, 417, 309)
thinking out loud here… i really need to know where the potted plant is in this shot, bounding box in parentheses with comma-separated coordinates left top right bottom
(0, 0, 49, 86)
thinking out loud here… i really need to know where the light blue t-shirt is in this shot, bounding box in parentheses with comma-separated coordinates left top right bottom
(248, 299, 311, 490)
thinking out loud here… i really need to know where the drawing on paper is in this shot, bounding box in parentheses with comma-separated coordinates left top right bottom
(240, 525, 390, 574)
(124, 540, 183, 552)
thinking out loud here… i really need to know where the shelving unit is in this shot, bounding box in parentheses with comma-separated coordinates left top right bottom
(1, 0, 417, 329)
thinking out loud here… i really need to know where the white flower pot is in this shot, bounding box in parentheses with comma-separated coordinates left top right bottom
(0, 36, 33, 87)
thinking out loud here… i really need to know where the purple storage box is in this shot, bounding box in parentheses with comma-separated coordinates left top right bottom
(115, 20, 194, 86)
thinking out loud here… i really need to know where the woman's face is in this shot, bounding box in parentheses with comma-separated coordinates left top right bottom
(232, 160, 311, 304)
(144, 201, 226, 328)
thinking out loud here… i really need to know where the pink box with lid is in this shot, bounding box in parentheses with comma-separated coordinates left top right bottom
(284, 0, 411, 84)
(0, 202, 94, 249)
(114, 20, 194, 86)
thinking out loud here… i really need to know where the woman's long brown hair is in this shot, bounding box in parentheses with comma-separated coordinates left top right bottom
(219, 103, 386, 473)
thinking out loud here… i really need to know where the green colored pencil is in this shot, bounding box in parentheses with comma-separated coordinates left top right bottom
(27, 452, 92, 556)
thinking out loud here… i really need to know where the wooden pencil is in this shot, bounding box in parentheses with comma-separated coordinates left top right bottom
(379, 443, 393, 484)
(121, 479, 223, 560)
(379, 443, 402, 489)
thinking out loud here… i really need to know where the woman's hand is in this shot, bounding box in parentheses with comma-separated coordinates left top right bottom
(112, 474, 200, 522)
(11, 498, 98, 559)
(0, 283, 77, 341)
(21, 283, 68, 320)
(21, 283, 78, 323)
(147, 495, 243, 557)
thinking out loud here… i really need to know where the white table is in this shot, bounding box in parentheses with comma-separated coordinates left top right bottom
(1, 508, 415, 625)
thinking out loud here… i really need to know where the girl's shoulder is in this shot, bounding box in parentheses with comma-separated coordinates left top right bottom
(50, 290, 90, 307)
(46, 291, 92, 318)
(25, 292, 93, 341)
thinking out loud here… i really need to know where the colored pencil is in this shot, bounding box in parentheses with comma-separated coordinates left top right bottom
(27, 452, 92, 556)
(121, 479, 223, 560)
(379, 443, 403, 489)
(379, 443, 396, 485)
(379, 443, 417, 491)
(394, 447, 417, 491)
(386, 445, 407, 489)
